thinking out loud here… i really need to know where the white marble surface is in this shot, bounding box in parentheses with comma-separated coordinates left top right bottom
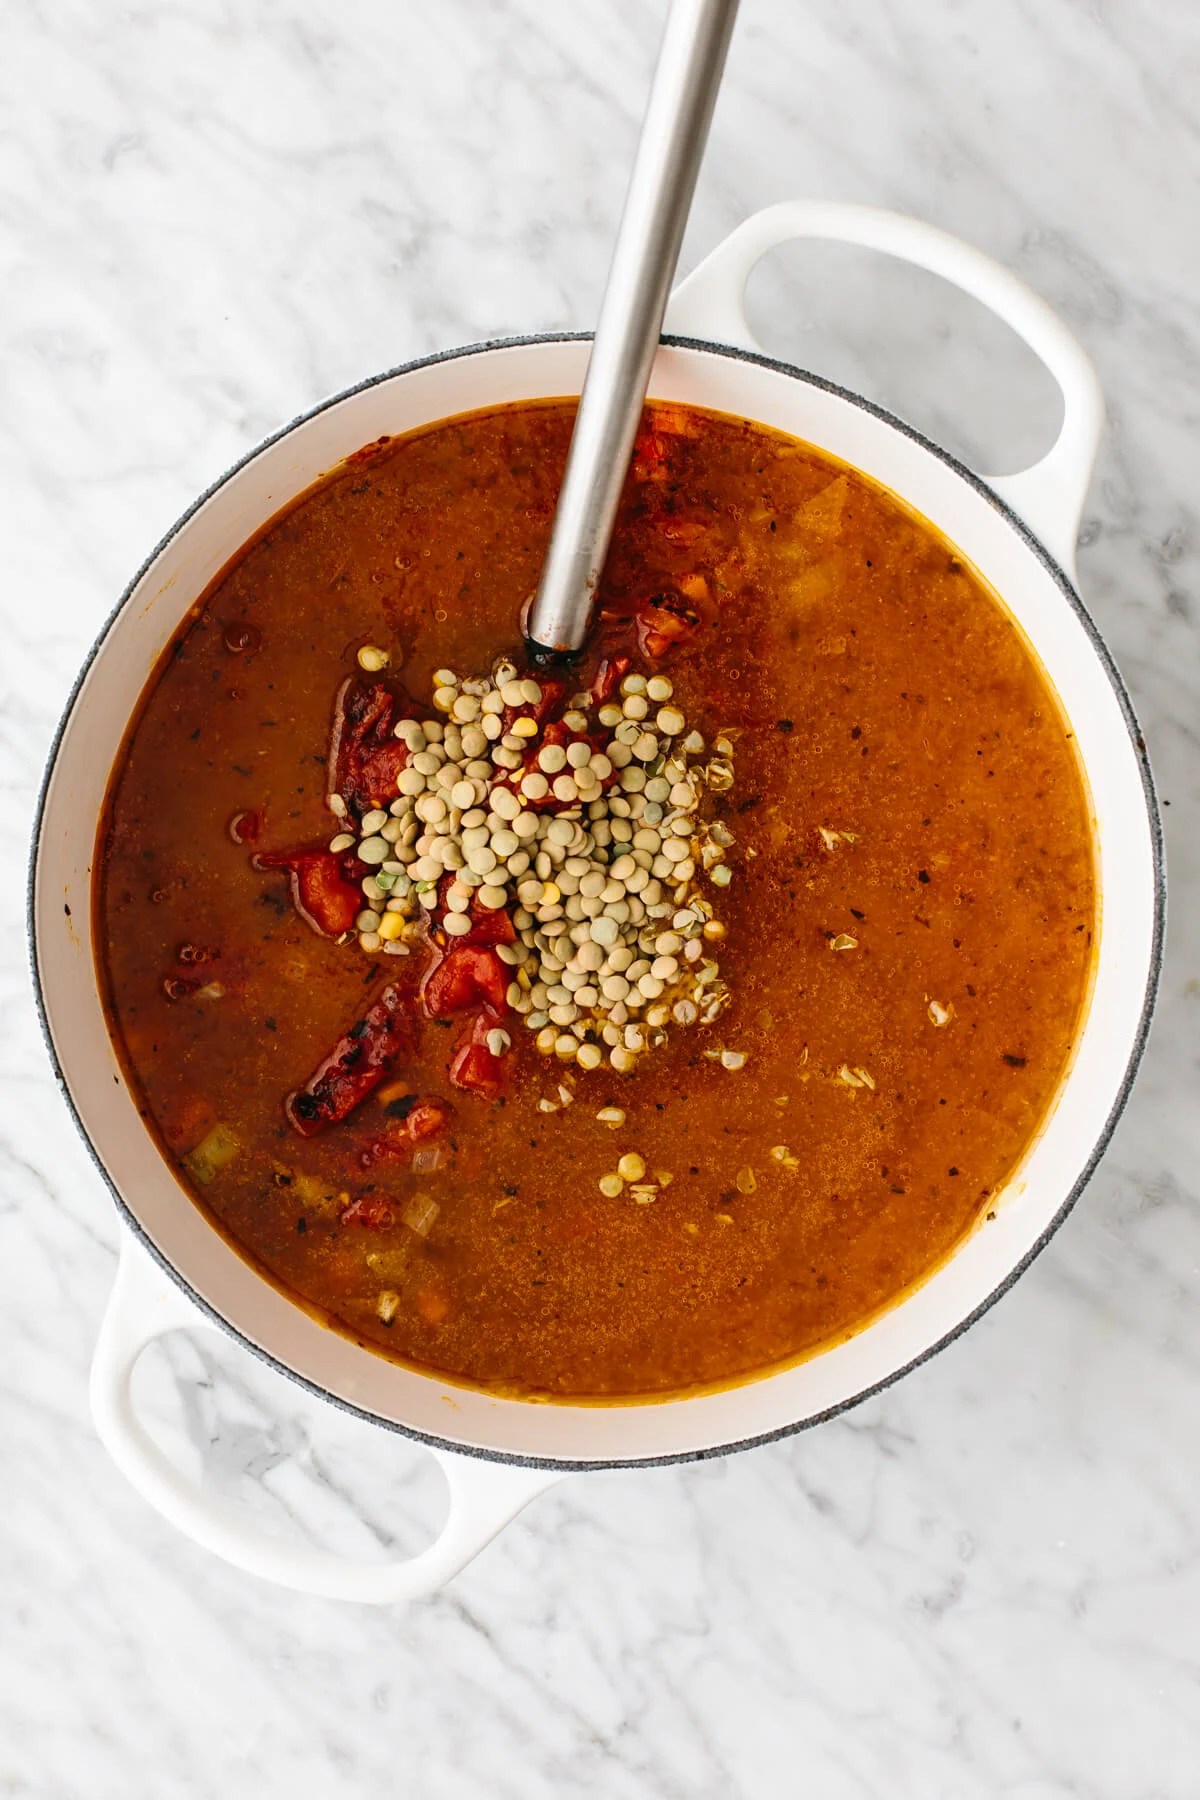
(3, 0, 1198, 1793)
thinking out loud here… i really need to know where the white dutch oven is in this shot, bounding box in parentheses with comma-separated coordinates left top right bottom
(30, 203, 1163, 1602)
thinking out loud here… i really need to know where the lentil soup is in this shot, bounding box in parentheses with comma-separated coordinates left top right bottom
(97, 400, 1095, 1398)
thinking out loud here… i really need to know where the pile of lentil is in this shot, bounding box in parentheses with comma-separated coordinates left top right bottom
(329, 654, 736, 1074)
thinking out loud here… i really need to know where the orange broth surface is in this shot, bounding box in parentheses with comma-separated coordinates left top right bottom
(97, 399, 1095, 1398)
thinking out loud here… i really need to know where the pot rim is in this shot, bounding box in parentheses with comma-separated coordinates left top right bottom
(27, 330, 1166, 1471)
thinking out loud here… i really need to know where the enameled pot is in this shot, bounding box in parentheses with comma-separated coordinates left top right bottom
(30, 203, 1164, 1601)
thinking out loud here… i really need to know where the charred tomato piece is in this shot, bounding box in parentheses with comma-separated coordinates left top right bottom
(286, 984, 413, 1136)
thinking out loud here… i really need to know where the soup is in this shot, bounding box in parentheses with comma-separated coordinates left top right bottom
(97, 400, 1095, 1398)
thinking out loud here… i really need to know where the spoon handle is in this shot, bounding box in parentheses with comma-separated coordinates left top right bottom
(526, 0, 739, 656)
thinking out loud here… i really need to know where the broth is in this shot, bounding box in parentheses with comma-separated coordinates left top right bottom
(97, 400, 1095, 1397)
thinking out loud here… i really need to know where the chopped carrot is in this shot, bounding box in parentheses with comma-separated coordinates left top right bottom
(416, 1287, 449, 1325)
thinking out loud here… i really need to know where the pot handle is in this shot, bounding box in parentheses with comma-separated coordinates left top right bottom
(665, 200, 1104, 573)
(90, 1233, 561, 1603)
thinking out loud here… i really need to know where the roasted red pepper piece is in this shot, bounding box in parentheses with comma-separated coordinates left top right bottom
(254, 847, 364, 939)
(449, 1010, 507, 1098)
(286, 984, 413, 1136)
(422, 945, 509, 1018)
(329, 677, 411, 812)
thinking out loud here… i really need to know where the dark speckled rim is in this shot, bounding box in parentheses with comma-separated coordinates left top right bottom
(28, 332, 1166, 1472)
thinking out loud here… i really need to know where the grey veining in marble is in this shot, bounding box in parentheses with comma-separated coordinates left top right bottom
(3, 1, 1197, 1795)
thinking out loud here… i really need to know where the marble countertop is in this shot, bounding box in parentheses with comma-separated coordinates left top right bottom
(4, 1, 1197, 1793)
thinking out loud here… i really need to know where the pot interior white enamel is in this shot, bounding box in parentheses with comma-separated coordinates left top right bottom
(33, 335, 1159, 1465)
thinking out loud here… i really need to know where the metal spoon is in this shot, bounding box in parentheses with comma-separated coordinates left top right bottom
(524, 0, 739, 659)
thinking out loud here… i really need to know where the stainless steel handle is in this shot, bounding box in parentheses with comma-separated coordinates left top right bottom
(525, 0, 739, 655)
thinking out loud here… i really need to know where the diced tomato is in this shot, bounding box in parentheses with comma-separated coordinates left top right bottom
(357, 1140, 399, 1170)
(502, 675, 567, 733)
(227, 808, 263, 846)
(422, 945, 509, 1018)
(358, 1095, 453, 1168)
(357, 1147, 414, 1175)
(329, 677, 412, 812)
(445, 1005, 510, 1100)
(657, 517, 710, 547)
(449, 1033, 505, 1099)
(161, 974, 203, 1002)
(490, 715, 617, 813)
(431, 877, 517, 947)
(632, 422, 670, 480)
(254, 846, 364, 939)
(535, 699, 619, 794)
(493, 718, 567, 810)
(590, 654, 631, 705)
(462, 902, 517, 948)
(633, 589, 703, 661)
(286, 984, 414, 1136)
(344, 435, 393, 468)
(339, 1193, 396, 1229)
(406, 1097, 452, 1142)
(530, 676, 568, 725)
